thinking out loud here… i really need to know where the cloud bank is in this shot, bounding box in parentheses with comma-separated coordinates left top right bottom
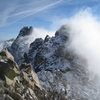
(26, 27, 55, 44)
(60, 9, 100, 77)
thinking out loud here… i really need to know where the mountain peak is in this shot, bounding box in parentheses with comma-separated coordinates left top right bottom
(18, 26, 33, 38)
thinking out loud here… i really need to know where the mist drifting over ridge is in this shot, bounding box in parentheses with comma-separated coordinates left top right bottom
(59, 9, 100, 77)
(13, 8, 100, 78)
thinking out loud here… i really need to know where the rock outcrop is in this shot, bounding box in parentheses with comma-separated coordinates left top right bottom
(0, 49, 46, 100)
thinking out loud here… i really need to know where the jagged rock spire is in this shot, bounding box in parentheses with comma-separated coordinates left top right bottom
(18, 26, 33, 38)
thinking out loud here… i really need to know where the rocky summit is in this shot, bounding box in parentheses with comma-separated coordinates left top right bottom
(9, 26, 33, 65)
(0, 26, 100, 100)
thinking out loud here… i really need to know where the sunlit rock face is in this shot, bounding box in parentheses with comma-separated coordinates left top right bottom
(0, 49, 46, 100)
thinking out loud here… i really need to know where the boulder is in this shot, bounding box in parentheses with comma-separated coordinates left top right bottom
(0, 48, 14, 61)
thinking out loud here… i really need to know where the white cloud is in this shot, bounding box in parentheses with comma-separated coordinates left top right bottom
(27, 27, 55, 44)
(10, 0, 63, 17)
(58, 8, 100, 77)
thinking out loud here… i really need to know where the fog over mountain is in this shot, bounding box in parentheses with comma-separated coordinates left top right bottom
(1, 9, 100, 100)
(64, 9, 100, 77)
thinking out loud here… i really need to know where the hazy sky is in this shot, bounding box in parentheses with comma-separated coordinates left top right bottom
(0, 0, 100, 40)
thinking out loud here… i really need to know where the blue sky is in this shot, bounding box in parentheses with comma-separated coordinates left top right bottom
(0, 0, 100, 40)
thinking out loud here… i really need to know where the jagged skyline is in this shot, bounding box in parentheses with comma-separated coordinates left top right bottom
(0, 0, 100, 40)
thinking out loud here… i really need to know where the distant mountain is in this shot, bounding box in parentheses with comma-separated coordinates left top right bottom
(0, 38, 14, 51)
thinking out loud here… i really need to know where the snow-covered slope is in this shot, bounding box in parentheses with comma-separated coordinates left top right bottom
(9, 26, 54, 65)
(26, 25, 100, 100)
(9, 26, 33, 64)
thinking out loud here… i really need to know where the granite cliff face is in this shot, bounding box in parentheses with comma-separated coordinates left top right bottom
(1, 26, 100, 100)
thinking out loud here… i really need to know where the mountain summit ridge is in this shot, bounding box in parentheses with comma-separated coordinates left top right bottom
(0, 26, 100, 100)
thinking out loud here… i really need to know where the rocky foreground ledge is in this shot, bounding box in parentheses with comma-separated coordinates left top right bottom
(0, 49, 47, 100)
